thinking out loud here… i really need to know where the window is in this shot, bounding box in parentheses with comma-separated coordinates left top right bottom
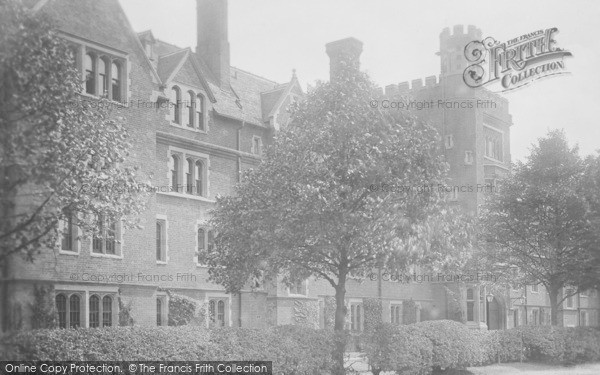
(92, 215, 120, 256)
(391, 304, 402, 325)
(208, 298, 228, 327)
(81, 47, 126, 100)
(566, 289, 575, 308)
(84, 53, 95, 94)
(98, 57, 108, 96)
(466, 288, 475, 322)
(289, 279, 306, 295)
(485, 135, 503, 161)
(111, 62, 121, 101)
(56, 294, 67, 329)
(156, 298, 163, 326)
(89, 295, 100, 328)
(252, 136, 262, 155)
(350, 303, 363, 331)
(445, 134, 454, 149)
(195, 161, 204, 196)
(581, 289, 589, 297)
(196, 227, 214, 265)
(172, 86, 181, 124)
(156, 216, 167, 263)
(197, 94, 205, 131)
(60, 211, 78, 252)
(188, 91, 195, 128)
(480, 288, 486, 323)
(69, 294, 81, 328)
(532, 309, 539, 325)
(581, 311, 588, 326)
(513, 309, 519, 327)
(531, 284, 539, 293)
(170, 155, 180, 192)
(102, 296, 113, 327)
(186, 158, 194, 194)
(464, 150, 474, 165)
(167, 149, 209, 198)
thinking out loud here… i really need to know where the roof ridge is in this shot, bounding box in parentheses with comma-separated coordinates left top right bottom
(231, 66, 279, 86)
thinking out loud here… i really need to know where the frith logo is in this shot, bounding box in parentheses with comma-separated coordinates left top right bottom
(463, 27, 572, 92)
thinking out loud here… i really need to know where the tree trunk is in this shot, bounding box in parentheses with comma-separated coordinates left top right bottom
(332, 276, 348, 375)
(548, 287, 562, 326)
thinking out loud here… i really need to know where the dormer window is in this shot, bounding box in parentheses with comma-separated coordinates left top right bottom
(80, 46, 126, 102)
(188, 91, 195, 128)
(84, 53, 95, 95)
(197, 94, 205, 131)
(172, 86, 181, 124)
(98, 58, 108, 96)
(111, 62, 121, 102)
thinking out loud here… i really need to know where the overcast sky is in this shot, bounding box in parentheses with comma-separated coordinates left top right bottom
(120, 0, 600, 163)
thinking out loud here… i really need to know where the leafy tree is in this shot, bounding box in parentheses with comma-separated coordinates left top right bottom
(480, 130, 600, 325)
(0, 0, 148, 329)
(208, 59, 470, 373)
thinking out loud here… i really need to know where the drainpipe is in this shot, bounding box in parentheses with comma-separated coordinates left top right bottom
(237, 119, 244, 327)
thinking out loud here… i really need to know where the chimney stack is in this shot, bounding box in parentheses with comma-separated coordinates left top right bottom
(325, 37, 363, 81)
(196, 0, 230, 89)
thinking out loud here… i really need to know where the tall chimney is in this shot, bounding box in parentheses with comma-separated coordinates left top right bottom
(325, 37, 363, 81)
(196, 0, 230, 89)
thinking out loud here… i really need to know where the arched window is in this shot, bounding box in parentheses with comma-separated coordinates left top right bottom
(102, 296, 112, 327)
(56, 294, 67, 328)
(195, 160, 204, 196)
(217, 300, 225, 326)
(187, 91, 195, 128)
(84, 53, 95, 94)
(197, 94, 205, 131)
(69, 294, 81, 328)
(98, 57, 108, 96)
(209, 300, 216, 325)
(466, 288, 475, 322)
(111, 62, 121, 101)
(170, 155, 179, 192)
(172, 86, 181, 124)
(197, 228, 205, 254)
(156, 222, 162, 261)
(156, 298, 163, 326)
(186, 158, 193, 194)
(89, 295, 100, 328)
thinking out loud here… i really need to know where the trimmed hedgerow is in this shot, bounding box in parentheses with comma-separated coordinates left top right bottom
(362, 323, 432, 375)
(5, 325, 335, 375)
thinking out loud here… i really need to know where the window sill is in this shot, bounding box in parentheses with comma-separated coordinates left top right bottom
(157, 191, 215, 203)
(156, 260, 168, 265)
(90, 252, 123, 260)
(79, 92, 128, 108)
(59, 249, 80, 256)
(169, 122, 207, 134)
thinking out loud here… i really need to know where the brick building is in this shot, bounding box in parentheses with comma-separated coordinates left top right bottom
(1, 0, 597, 333)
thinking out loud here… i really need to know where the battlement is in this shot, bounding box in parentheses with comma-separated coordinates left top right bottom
(440, 24, 482, 41)
(384, 75, 441, 96)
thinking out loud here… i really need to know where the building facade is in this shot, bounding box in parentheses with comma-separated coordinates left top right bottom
(1, 0, 597, 333)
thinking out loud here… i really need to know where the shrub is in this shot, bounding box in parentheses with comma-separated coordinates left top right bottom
(6, 325, 335, 375)
(415, 320, 480, 371)
(8, 326, 211, 361)
(167, 292, 197, 326)
(362, 323, 432, 375)
(495, 328, 524, 363)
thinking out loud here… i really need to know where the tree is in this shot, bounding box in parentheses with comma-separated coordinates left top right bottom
(480, 130, 600, 325)
(0, 0, 148, 264)
(207, 59, 470, 374)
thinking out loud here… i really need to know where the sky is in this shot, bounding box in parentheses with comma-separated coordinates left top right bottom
(120, 0, 600, 163)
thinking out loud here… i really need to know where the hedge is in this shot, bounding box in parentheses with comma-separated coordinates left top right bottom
(362, 321, 600, 374)
(5, 321, 600, 374)
(4, 325, 335, 375)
